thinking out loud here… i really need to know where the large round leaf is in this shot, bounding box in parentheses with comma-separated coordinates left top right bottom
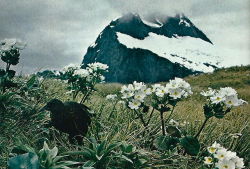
(154, 136, 179, 151)
(8, 152, 39, 169)
(180, 136, 200, 156)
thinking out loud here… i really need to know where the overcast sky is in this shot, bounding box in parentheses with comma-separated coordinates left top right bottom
(0, 0, 249, 74)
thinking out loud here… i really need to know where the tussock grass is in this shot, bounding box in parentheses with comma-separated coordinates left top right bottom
(1, 65, 249, 168)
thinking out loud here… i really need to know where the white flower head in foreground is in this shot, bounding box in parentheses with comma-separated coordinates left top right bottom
(87, 62, 109, 71)
(128, 99, 141, 110)
(106, 94, 117, 101)
(0, 38, 26, 52)
(155, 85, 168, 97)
(215, 159, 236, 169)
(210, 94, 225, 104)
(206, 142, 245, 169)
(152, 84, 162, 92)
(232, 156, 245, 169)
(202, 87, 247, 107)
(143, 87, 152, 95)
(166, 77, 192, 99)
(133, 81, 146, 90)
(168, 88, 184, 99)
(73, 69, 89, 78)
(201, 88, 215, 97)
(134, 91, 146, 102)
(204, 157, 213, 165)
(63, 63, 79, 72)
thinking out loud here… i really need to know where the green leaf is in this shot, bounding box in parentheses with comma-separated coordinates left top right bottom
(166, 126, 182, 138)
(8, 152, 39, 169)
(81, 160, 95, 168)
(6, 70, 16, 78)
(203, 104, 214, 118)
(154, 136, 179, 151)
(180, 136, 200, 156)
(97, 141, 106, 155)
(119, 155, 133, 164)
(26, 75, 36, 88)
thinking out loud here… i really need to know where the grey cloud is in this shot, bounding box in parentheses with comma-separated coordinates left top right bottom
(0, 0, 249, 74)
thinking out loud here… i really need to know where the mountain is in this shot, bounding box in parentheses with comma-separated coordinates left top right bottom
(82, 13, 218, 83)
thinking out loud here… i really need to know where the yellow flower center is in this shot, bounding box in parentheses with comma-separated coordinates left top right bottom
(223, 165, 229, 168)
(208, 158, 212, 162)
(209, 147, 216, 153)
(216, 97, 221, 100)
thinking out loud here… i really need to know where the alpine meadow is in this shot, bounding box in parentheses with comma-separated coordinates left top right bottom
(0, 1, 250, 169)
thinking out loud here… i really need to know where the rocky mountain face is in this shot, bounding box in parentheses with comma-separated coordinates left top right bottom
(82, 13, 213, 83)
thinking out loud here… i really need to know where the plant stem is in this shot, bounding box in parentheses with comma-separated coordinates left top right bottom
(165, 105, 176, 123)
(146, 108, 155, 126)
(160, 111, 166, 135)
(80, 90, 91, 104)
(134, 110, 147, 127)
(195, 117, 210, 138)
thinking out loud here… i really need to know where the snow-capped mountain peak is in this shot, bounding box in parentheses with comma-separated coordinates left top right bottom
(82, 13, 244, 83)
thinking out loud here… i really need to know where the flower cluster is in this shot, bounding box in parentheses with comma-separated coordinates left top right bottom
(0, 38, 26, 67)
(63, 62, 108, 102)
(153, 78, 192, 99)
(204, 142, 245, 169)
(120, 78, 192, 110)
(120, 81, 152, 110)
(201, 87, 247, 107)
(63, 62, 108, 84)
(0, 38, 26, 53)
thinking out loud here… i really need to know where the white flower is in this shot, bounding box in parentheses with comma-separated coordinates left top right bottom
(207, 146, 217, 154)
(214, 148, 233, 161)
(232, 156, 245, 169)
(121, 91, 134, 99)
(0, 38, 26, 51)
(210, 94, 225, 104)
(143, 88, 152, 95)
(219, 87, 237, 97)
(201, 88, 216, 97)
(106, 94, 117, 101)
(169, 88, 184, 99)
(224, 95, 240, 107)
(133, 81, 146, 90)
(134, 91, 146, 102)
(128, 99, 141, 110)
(63, 63, 79, 72)
(73, 69, 89, 77)
(100, 75, 105, 81)
(215, 159, 236, 169)
(204, 157, 213, 165)
(152, 84, 162, 92)
(155, 86, 168, 97)
(212, 141, 223, 149)
(87, 62, 109, 71)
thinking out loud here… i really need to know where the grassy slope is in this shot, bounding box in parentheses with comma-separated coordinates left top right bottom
(1, 66, 249, 168)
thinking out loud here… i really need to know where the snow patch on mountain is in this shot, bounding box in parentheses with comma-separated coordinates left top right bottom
(117, 32, 249, 72)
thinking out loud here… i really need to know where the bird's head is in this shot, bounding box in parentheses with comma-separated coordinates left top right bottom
(41, 99, 64, 112)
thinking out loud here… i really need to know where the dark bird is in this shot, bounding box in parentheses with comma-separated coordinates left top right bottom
(42, 99, 92, 144)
